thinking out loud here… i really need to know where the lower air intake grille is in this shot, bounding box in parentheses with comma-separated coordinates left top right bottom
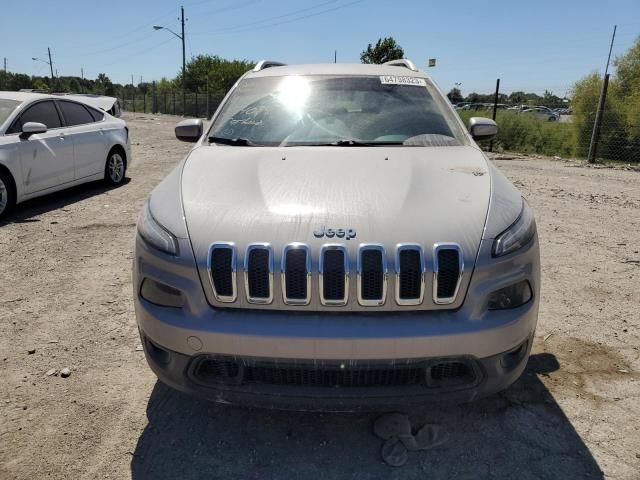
(322, 249, 346, 302)
(428, 361, 474, 385)
(436, 248, 461, 300)
(246, 248, 270, 300)
(192, 358, 478, 389)
(210, 246, 234, 299)
(194, 359, 425, 388)
(399, 249, 422, 300)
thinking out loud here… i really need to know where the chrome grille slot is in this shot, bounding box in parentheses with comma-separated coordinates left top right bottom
(357, 245, 387, 306)
(244, 244, 273, 304)
(282, 244, 311, 305)
(395, 245, 425, 305)
(319, 245, 349, 306)
(208, 243, 237, 302)
(433, 243, 463, 305)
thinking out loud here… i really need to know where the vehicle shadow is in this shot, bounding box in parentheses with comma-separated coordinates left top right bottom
(130, 353, 603, 480)
(0, 178, 130, 226)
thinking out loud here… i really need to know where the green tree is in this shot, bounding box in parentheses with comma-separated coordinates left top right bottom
(95, 73, 115, 95)
(177, 54, 254, 94)
(447, 88, 463, 104)
(360, 37, 404, 64)
(612, 37, 640, 138)
(32, 79, 49, 91)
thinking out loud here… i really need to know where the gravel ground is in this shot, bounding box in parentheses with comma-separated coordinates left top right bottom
(1, 112, 639, 480)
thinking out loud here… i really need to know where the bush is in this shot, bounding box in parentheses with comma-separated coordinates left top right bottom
(457, 110, 575, 157)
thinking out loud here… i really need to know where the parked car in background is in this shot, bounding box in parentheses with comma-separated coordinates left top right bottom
(52, 93, 122, 117)
(460, 103, 493, 111)
(520, 106, 560, 121)
(134, 59, 540, 411)
(0, 91, 130, 219)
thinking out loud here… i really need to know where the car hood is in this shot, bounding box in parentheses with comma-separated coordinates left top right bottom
(181, 145, 491, 308)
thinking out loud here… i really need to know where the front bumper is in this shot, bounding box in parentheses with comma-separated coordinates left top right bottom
(133, 234, 540, 410)
(139, 329, 533, 412)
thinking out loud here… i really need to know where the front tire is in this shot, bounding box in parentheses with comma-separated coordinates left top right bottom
(104, 148, 126, 185)
(0, 170, 16, 220)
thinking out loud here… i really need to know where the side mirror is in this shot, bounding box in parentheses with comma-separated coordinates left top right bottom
(468, 117, 498, 142)
(175, 119, 203, 142)
(22, 122, 47, 135)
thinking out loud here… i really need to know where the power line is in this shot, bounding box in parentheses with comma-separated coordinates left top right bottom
(98, 37, 176, 69)
(190, 0, 261, 17)
(190, 0, 344, 35)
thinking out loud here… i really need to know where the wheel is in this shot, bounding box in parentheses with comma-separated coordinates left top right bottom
(0, 170, 16, 220)
(104, 148, 126, 185)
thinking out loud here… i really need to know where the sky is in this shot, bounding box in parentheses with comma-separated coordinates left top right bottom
(2, 0, 639, 96)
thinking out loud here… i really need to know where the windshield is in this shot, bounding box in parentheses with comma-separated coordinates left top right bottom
(209, 75, 466, 147)
(0, 99, 20, 128)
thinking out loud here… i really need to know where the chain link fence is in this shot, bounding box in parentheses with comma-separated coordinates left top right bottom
(119, 90, 225, 119)
(455, 80, 638, 163)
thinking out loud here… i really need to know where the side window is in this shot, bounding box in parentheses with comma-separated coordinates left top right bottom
(6, 118, 22, 134)
(19, 101, 62, 129)
(85, 106, 105, 122)
(59, 101, 95, 126)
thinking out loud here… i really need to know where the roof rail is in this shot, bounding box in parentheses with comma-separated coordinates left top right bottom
(253, 60, 287, 72)
(382, 59, 418, 72)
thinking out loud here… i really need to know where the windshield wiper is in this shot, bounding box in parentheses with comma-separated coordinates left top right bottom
(286, 140, 405, 147)
(209, 136, 258, 146)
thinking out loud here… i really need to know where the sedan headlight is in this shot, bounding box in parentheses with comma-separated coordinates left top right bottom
(492, 199, 536, 257)
(137, 200, 178, 255)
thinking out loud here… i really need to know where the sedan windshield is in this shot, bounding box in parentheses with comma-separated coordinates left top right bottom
(209, 75, 466, 147)
(0, 99, 20, 128)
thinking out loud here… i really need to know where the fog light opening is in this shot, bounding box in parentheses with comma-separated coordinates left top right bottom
(145, 337, 171, 365)
(488, 280, 532, 310)
(500, 339, 529, 369)
(140, 278, 184, 308)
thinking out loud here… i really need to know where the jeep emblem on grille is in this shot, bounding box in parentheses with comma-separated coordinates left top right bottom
(313, 226, 356, 240)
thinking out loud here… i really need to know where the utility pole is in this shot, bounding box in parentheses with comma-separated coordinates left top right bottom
(181, 5, 186, 115)
(3, 57, 6, 73)
(334, 50, 337, 63)
(588, 25, 616, 163)
(47, 47, 55, 87)
(131, 74, 134, 87)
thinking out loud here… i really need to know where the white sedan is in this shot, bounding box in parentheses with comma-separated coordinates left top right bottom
(0, 91, 131, 219)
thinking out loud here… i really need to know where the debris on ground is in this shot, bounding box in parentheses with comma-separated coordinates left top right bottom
(60, 368, 71, 378)
(46, 369, 58, 377)
(374, 413, 450, 467)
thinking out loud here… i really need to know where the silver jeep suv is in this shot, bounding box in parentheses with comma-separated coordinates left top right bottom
(133, 59, 540, 411)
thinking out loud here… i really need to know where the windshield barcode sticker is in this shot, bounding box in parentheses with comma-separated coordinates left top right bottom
(380, 75, 427, 87)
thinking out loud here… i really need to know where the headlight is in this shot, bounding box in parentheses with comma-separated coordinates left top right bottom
(137, 200, 178, 255)
(492, 199, 536, 257)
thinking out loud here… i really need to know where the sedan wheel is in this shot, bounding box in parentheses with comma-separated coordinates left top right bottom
(105, 151, 126, 185)
(0, 172, 16, 219)
(0, 177, 7, 215)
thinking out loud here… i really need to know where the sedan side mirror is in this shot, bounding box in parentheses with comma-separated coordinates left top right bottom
(468, 117, 498, 142)
(22, 122, 47, 135)
(175, 119, 203, 142)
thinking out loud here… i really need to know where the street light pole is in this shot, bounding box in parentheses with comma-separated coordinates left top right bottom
(153, 6, 187, 115)
(47, 47, 54, 82)
(32, 49, 55, 91)
(181, 5, 186, 115)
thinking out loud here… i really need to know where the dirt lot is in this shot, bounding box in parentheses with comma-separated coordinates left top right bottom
(1, 112, 639, 479)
